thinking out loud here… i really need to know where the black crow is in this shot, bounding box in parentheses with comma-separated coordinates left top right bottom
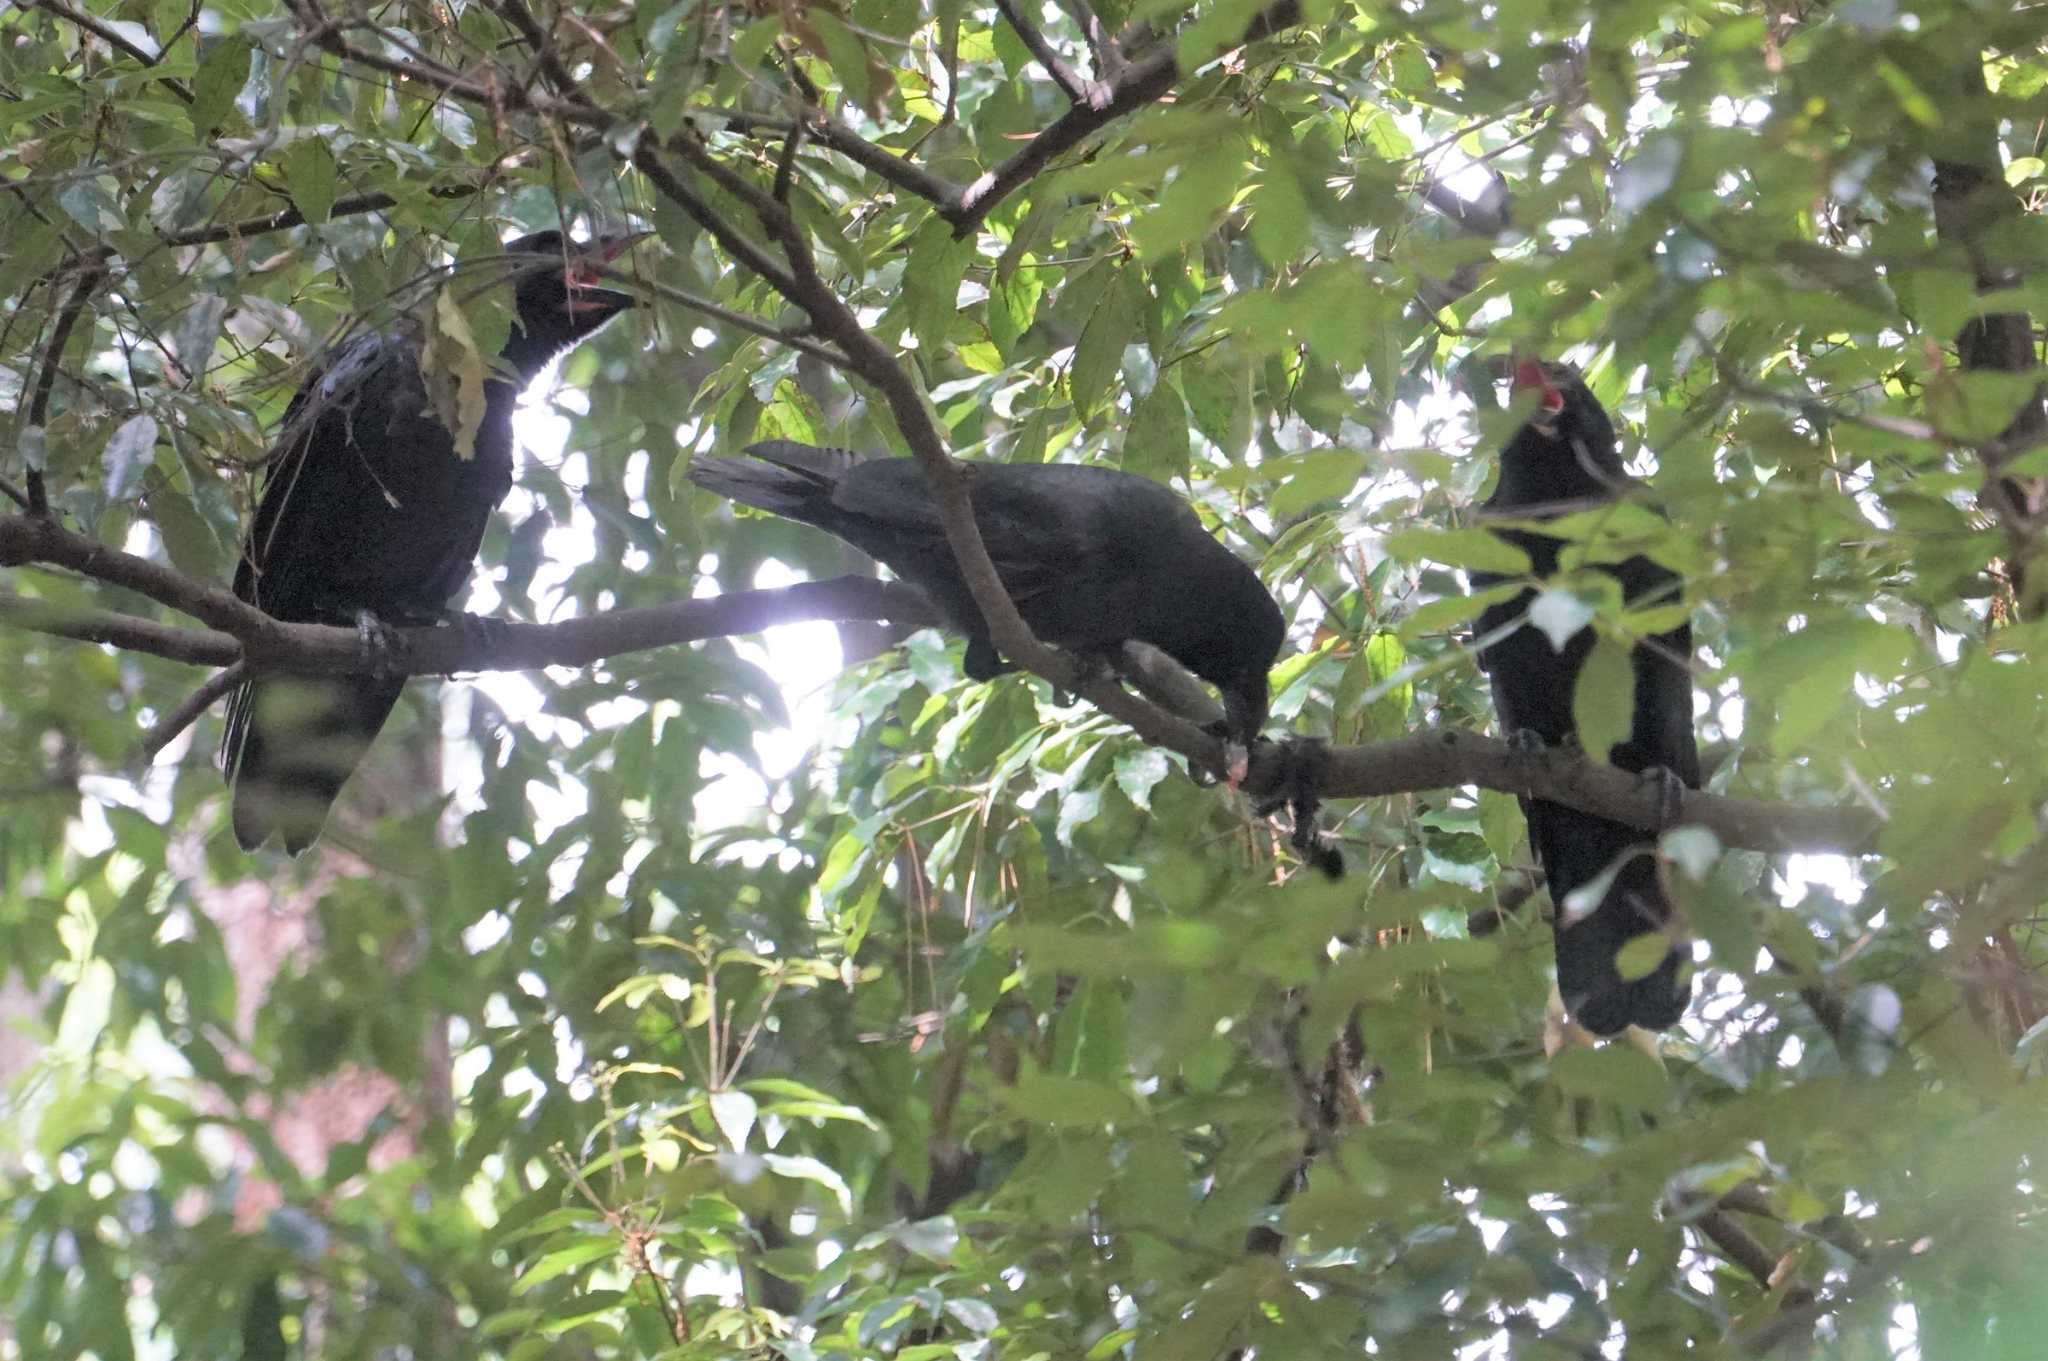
(1470, 361, 1699, 1035)
(221, 229, 643, 853)
(687, 440, 1283, 756)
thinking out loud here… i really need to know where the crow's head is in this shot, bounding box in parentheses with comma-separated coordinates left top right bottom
(503, 229, 647, 342)
(1501, 357, 1626, 488)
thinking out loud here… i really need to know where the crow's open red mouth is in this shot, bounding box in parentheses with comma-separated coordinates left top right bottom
(564, 232, 649, 310)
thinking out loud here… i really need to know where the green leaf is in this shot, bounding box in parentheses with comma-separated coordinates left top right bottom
(513, 1238, 616, 1294)
(1122, 382, 1190, 483)
(1570, 636, 1635, 765)
(190, 36, 251, 135)
(284, 138, 338, 225)
(1003, 1069, 1138, 1128)
(101, 415, 157, 501)
(1055, 785, 1102, 847)
(807, 10, 872, 110)
(1070, 270, 1138, 417)
(1382, 527, 1534, 576)
(1249, 162, 1310, 268)
(149, 485, 228, 584)
(1549, 1046, 1670, 1110)
(1182, 344, 1253, 459)
(1925, 370, 2042, 444)
(761, 1152, 854, 1214)
(57, 173, 124, 235)
(1113, 747, 1171, 811)
(742, 1077, 880, 1128)
(172, 296, 227, 382)
(987, 266, 1042, 356)
(903, 216, 973, 358)
(1397, 583, 1525, 639)
(1131, 146, 1248, 261)
(1613, 931, 1673, 982)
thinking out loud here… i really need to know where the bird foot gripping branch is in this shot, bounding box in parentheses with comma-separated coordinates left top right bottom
(1250, 736, 1344, 881)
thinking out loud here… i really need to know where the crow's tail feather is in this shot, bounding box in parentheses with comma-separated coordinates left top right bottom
(223, 675, 405, 854)
(686, 440, 865, 523)
(1527, 801, 1691, 1035)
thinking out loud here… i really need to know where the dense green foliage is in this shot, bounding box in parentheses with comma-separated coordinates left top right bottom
(5, 0, 2048, 1356)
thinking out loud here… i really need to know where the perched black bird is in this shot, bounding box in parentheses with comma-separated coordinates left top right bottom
(687, 440, 1284, 753)
(222, 229, 642, 853)
(1471, 360, 1699, 1034)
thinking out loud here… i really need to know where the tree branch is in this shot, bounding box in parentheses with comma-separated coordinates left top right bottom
(629, 148, 803, 301)
(0, 512, 278, 636)
(21, 265, 106, 515)
(949, 0, 1304, 235)
(1930, 57, 2048, 617)
(780, 110, 961, 210)
(490, 0, 583, 103)
(136, 661, 248, 764)
(992, 0, 1095, 105)
(32, 0, 196, 103)
(634, 138, 1075, 718)
(0, 511, 1877, 854)
(610, 270, 851, 370)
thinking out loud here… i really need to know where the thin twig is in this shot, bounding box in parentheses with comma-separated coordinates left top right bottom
(22, 265, 104, 515)
(134, 661, 248, 765)
(949, 0, 1304, 235)
(630, 149, 804, 300)
(1054, 0, 1116, 77)
(491, 0, 583, 101)
(772, 119, 804, 204)
(32, 0, 195, 102)
(609, 270, 851, 370)
(993, 0, 1095, 104)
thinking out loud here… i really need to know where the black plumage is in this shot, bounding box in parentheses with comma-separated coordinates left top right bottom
(1471, 361, 1698, 1035)
(221, 229, 641, 853)
(687, 440, 1284, 751)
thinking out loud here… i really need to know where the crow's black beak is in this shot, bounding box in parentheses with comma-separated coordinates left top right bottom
(565, 231, 649, 313)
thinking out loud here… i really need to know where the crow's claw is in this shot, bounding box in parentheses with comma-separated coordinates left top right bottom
(1642, 764, 1687, 831)
(354, 609, 404, 677)
(1255, 736, 1343, 880)
(1509, 727, 1552, 756)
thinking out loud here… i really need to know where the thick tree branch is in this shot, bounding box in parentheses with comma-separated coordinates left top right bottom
(0, 512, 1875, 852)
(1253, 730, 1879, 855)
(0, 512, 278, 636)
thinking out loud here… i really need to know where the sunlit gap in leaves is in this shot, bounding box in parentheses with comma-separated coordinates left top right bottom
(440, 395, 849, 874)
